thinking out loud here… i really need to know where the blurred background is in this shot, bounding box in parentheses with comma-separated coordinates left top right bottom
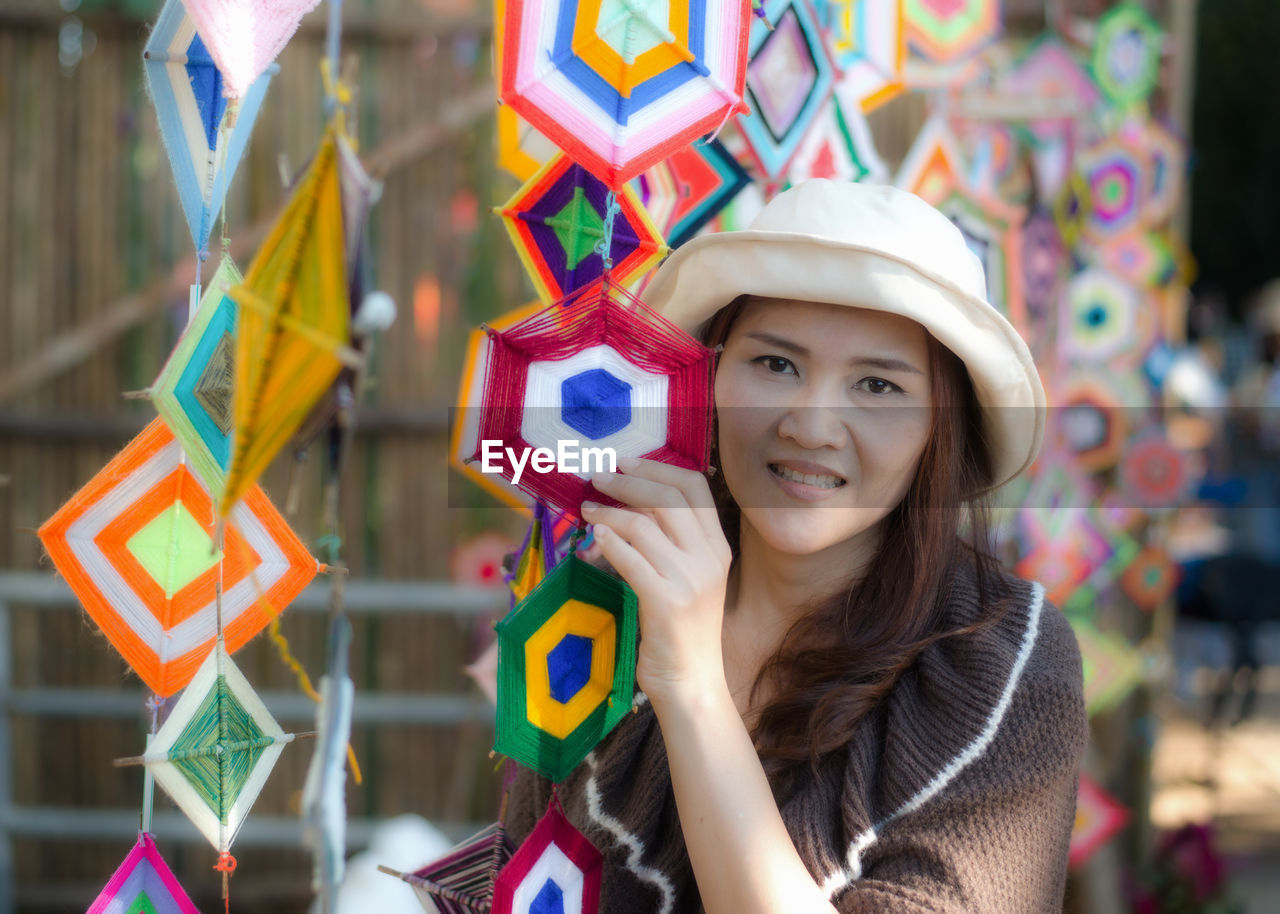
(1, 0, 1278, 911)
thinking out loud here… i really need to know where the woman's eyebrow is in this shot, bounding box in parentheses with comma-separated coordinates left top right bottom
(742, 331, 924, 375)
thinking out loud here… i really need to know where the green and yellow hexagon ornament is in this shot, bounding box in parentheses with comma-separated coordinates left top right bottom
(495, 552, 638, 782)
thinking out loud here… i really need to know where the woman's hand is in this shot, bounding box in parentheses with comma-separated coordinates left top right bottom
(579, 456, 733, 705)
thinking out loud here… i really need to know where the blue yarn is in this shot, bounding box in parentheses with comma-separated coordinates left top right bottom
(184, 31, 226, 150)
(547, 634, 593, 704)
(561, 368, 632, 440)
(174, 293, 236, 468)
(530, 878, 566, 914)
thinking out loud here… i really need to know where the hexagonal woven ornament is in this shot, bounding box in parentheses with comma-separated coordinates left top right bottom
(493, 796, 602, 914)
(495, 555, 638, 782)
(471, 285, 714, 522)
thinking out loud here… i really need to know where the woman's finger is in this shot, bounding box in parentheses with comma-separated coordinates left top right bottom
(609, 457, 726, 547)
(581, 501, 686, 574)
(588, 523, 665, 603)
(588, 472, 705, 552)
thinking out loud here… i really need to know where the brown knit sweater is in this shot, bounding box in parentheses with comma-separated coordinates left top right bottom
(504, 564, 1088, 913)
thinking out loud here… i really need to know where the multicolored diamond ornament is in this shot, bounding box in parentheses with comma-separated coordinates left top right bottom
(37, 419, 319, 697)
(142, 641, 294, 852)
(87, 833, 200, 914)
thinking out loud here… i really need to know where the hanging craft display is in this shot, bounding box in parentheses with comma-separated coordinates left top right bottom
(935, 187, 1026, 333)
(176, 0, 321, 99)
(385, 821, 515, 914)
(1095, 229, 1177, 289)
(631, 156, 681, 243)
(148, 256, 241, 498)
(1135, 118, 1187, 228)
(1120, 544, 1179, 611)
(662, 138, 753, 248)
(1069, 774, 1129, 869)
(894, 114, 966, 206)
(1118, 432, 1189, 509)
(818, 0, 904, 112)
(1090, 1, 1162, 111)
(222, 120, 362, 516)
(498, 105, 560, 183)
(498, 0, 751, 187)
(138, 641, 295, 853)
(472, 286, 714, 521)
(87, 832, 201, 914)
(1060, 268, 1149, 365)
(737, 0, 837, 180)
(1078, 132, 1150, 242)
(1057, 374, 1129, 473)
(1072, 618, 1144, 716)
(1020, 207, 1066, 327)
(37, 419, 318, 697)
(143, 0, 275, 253)
(786, 83, 888, 187)
(492, 796, 603, 914)
(507, 501, 562, 606)
(495, 554, 638, 782)
(903, 0, 1000, 66)
(497, 153, 669, 305)
(453, 301, 547, 512)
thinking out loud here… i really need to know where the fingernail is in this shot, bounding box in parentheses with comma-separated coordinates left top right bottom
(618, 456, 639, 471)
(581, 500, 598, 512)
(594, 524, 610, 539)
(591, 472, 611, 486)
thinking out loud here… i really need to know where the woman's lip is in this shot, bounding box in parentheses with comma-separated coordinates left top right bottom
(769, 459, 846, 478)
(766, 463, 847, 501)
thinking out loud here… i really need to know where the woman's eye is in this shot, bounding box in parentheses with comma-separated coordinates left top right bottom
(752, 356, 796, 375)
(856, 377, 902, 395)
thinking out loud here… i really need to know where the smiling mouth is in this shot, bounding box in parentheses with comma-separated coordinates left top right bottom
(768, 463, 847, 490)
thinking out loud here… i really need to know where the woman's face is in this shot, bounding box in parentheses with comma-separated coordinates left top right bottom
(713, 297, 934, 560)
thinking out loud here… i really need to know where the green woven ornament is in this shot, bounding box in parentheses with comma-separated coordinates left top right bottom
(495, 553, 638, 782)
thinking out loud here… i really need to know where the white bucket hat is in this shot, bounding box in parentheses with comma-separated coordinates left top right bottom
(642, 179, 1046, 490)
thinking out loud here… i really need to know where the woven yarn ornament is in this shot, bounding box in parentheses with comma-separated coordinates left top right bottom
(143, 641, 294, 852)
(1061, 268, 1146, 365)
(177, 0, 320, 99)
(1096, 229, 1177, 289)
(87, 833, 200, 914)
(497, 154, 669, 305)
(495, 554, 638, 782)
(493, 795, 603, 914)
(143, 0, 274, 253)
(393, 821, 515, 914)
(1120, 544, 1179, 611)
(507, 501, 562, 606)
(903, 0, 1001, 66)
(472, 285, 714, 521)
(936, 187, 1026, 333)
(1070, 775, 1129, 869)
(497, 105, 559, 183)
(1020, 207, 1066, 324)
(738, 0, 837, 179)
(662, 138, 752, 248)
(1078, 133, 1150, 242)
(222, 119, 361, 516)
(1135, 118, 1187, 228)
(817, 0, 904, 112)
(894, 114, 965, 205)
(786, 83, 889, 187)
(1058, 375, 1129, 473)
(498, 0, 751, 186)
(1119, 432, 1188, 509)
(1090, 1, 1162, 111)
(37, 419, 318, 697)
(149, 256, 241, 499)
(1072, 619, 1143, 716)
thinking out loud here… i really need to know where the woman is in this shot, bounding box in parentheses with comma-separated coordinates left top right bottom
(503, 180, 1087, 913)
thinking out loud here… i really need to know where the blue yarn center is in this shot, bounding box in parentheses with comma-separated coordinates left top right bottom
(561, 369, 632, 440)
(185, 31, 227, 150)
(530, 877, 566, 914)
(547, 634, 594, 704)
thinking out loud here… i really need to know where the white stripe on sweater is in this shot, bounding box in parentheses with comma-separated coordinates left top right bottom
(582, 693, 678, 914)
(823, 583, 1046, 900)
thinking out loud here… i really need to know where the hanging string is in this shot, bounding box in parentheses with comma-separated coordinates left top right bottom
(593, 190, 622, 290)
(140, 693, 164, 834)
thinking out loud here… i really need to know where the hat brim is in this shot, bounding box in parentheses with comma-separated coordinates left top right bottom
(643, 229, 1046, 490)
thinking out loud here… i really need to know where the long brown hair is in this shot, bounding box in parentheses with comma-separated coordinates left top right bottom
(701, 296, 1015, 793)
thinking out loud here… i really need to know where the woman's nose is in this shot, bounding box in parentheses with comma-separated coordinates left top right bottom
(776, 387, 850, 451)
